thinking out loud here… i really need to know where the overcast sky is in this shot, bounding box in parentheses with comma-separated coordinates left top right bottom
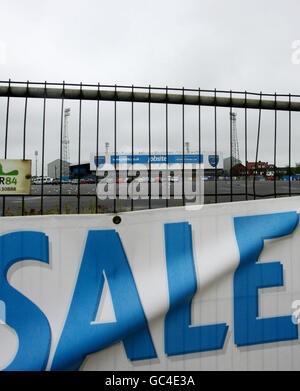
(1, 0, 300, 170)
(1, 0, 299, 91)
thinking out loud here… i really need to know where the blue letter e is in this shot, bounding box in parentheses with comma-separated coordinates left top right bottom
(234, 211, 299, 347)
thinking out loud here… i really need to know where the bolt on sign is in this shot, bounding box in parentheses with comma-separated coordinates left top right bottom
(0, 160, 31, 195)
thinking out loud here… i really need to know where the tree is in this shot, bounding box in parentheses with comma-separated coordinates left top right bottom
(295, 162, 300, 175)
(285, 166, 296, 176)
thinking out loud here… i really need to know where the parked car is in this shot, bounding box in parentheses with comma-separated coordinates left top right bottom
(99, 175, 115, 184)
(168, 176, 180, 182)
(125, 177, 134, 183)
(134, 176, 148, 183)
(32, 176, 53, 185)
(87, 177, 97, 184)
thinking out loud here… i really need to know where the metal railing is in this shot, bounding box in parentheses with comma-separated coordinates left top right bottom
(0, 80, 300, 216)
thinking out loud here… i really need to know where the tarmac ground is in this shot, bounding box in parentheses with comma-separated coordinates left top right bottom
(0, 178, 298, 216)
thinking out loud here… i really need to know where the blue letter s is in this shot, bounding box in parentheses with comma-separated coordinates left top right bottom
(0, 231, 51, 371)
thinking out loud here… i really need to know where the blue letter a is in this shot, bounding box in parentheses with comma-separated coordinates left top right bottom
(51, 230, 156, 371)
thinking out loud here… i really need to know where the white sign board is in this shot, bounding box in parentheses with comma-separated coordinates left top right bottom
(0, 197, 299, 371)
(0, 159, 31, 195)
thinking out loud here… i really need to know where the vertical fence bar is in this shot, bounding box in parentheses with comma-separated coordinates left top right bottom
(148, 85, 151, 209)
(198, 88, 201, 203)
(182, 87, 185, 206)
(289, 93, 292, 197)
(96, 83, 100, 214)
(253, 92, 262, 200)
(274, 92, 277, 198)
(166, 86, 169, 208)
(214, 89, 218, 203)
(40, 81, 47, 215)
(244, 91, 248, 200)
(4, 79, 10, 160)
(77, 83, 82, 214)
(114, 85, 117, 214)
(3, 79, 10, 216)
(131, 85, 134, 211)
(22, 81, 29, 216)
(230, 91, 233, 202)
(59, 81, 65, 215)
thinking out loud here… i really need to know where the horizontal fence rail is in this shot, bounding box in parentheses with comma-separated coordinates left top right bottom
(0, 80, 300, 218)
(1, 84, 300, 111)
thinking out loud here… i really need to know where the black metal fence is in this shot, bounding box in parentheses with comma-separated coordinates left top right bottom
(1, 79, 300, 216)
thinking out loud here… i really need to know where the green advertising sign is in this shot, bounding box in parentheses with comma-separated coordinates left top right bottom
(0, 160, 31, 194)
